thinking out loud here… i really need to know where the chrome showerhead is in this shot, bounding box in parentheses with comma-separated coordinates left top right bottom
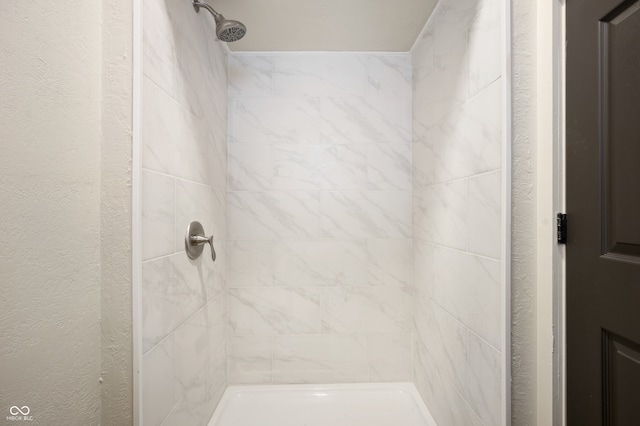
(193, 0, 246, 42)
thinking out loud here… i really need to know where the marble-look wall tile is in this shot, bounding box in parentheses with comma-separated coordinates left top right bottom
(367, 238, 412, 287)
(229, 97, 321, 145)
(228, 144, 272, 191)
(412, 1, 503, 419)
(428, 0, 488, 58)
(205, 293, 227, 359)
(229, 55, 273, 96)
(413, 180, 468, 250)
(228, 240, 273, 288)
(228, 335, 273, 384)
(320, 191, 411, 238)
(414, 296, 467, 390)
(273, 144, 368, 191)
(411, 138, 432, 187)
(142, 0, 227, 422)
(169, 306, 211, 426)
(320, 97, 411, 144)
(142, 335, 175, 426)
(414, 79, 502, 188)
(229, 191, 321, 239)
(414, 342, 484, 426)
(273, 55, 368, 97)
(205, 346, 227, 419)
(173, 305, 210, 396)
(164, 0, 206, 48)
(272, 334, 369, 383)
(143, 76, 224, 188)
(272, 144, 324, 191)
(468, 170, 502, 259)
(414, 279, 501, 426)
(162, 387, 209, 426)
(142, 253, 216, 353)
(174, 119, 218, 187)
(228, 287, 321, 335)
(204, 295, 227, 419)
(142, 170, 175, 261)
(464, 333, 502, 425)
(204, 33, 229, 94)
(173, 24, 211, 121)
(366, 55, 412, 99)
(367, 334, 413, 382)
(204, 35, 229, 99)
(143, 0, 176, 96)
(208, 132, 228, 191)
(412, 0, 487, 130)
(163, 295, 226, 426)
(367, 143, 412, 190)
(412, 39, 467, 132)
(468, 0, 501, 97)
(209, 240, 227, 300)
(321, 287, 413, 334)
(143, 77, 181, 176)
(420, 242, 501, 351)
(413, 240, 432, 296)
(228, 53, 412, 386)
(273, 240, 367, 287)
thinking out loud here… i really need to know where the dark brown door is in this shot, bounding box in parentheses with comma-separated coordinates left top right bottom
(567, 0, 640, 424)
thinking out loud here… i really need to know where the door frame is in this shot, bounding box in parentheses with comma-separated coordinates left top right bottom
(536, 0, 566, 425)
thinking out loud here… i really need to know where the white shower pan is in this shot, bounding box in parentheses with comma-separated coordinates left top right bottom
(207, 382, 437, 426)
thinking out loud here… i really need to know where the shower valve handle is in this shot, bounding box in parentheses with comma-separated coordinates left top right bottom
(190, 235, 216, 262)
(185, 221, 217, 262)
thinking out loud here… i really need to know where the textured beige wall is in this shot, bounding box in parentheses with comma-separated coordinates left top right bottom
(0, 1, 102, 424)
(0, 1, 133, 424)
(100, 0, 134, 424)
(510, 0, 538, 424)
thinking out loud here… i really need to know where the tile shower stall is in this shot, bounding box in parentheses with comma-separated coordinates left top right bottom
(140, 0, 505, 425)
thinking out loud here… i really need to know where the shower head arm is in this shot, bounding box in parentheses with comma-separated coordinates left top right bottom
(192, 0, 220, 17)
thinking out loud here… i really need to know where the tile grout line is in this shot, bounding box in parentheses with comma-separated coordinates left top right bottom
(414, 239, 502, 263)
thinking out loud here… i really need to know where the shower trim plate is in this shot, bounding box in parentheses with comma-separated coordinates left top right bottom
(185, 220, 216, 262)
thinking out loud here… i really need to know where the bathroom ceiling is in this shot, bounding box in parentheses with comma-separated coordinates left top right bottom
(207, 0, 438, 52)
